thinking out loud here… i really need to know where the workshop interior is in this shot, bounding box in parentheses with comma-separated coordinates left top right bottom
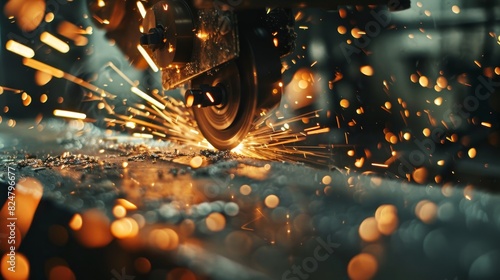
(1, 0, 500, 279)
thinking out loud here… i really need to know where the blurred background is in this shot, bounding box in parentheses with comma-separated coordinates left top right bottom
(1, 0, 500, 189)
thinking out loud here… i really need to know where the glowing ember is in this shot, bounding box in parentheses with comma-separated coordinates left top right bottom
(481, 122, 492, 128)
(57, 21, 89, 46)
(415, 200, 437, 224)
(149, 228, 179, 250)
(265, 195, 280, 208)
(410, 73, 419, 83)
(40, 31, 70, 53)
(436, 76, 448, 88)
(468, 148, 477, 158)
(53, 109, 86, 120)
(4, 0, 45, 32)
(359, 217, 380, 242)
(73, 209, 113, 248)
(375, 205, 398, 235)
(45, 12, 55, 22)
(131, 86, 165, 109)
(190, 156, 203, 168)
(412, 167, 428, 184)
(23, 58, 64, 78)
(434, 97, 443, 106)
(340, 99, 350, 108)
(5, 40, 35, 58)
(419, 76, 429, 87)
(132, 133, 154, 139)
(69, 214, 82, 231)
(113, 205, 127, 218)
(137, 45, 159, 72)
(360, 65, 374, 76)
(35, 70, 53, 86)
(1, 253, 30, 279)
(116, 198, 138, 210)
(351, 28, 363, 39)
(110, 218, 139, 239)
(347, 253, 378, 280)
(240, 184, 252, 195)
(206, 212, 226, 232)
(322, 175, 332, 185)
(355, 157, 365, 168)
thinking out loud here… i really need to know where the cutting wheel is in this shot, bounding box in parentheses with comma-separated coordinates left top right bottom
(191, 39, 257, 150)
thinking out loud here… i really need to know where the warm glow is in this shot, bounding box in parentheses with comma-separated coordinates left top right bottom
(6, 40, 35, 58)
(131, 87, 165, 109)
(35, 70, 53, 86)
(57, 21, 89, 46)
(415, 200, 437, 224)
(73, 209, 113, 248)
(231, 143, 245, 154)
(137, 45, 159, 72)
(132, 133, 154, 139)
(322, 175, 332, 185)
(111, 218, 139, 239)
(340, 99, 350, 108)
(113, 205, 127, 218)
(419, 76, 429, 87)
(23, 58, 64, 78)
(190, 156, 203, 168)
(206, 213, 226, 232)
(1, 253, 30, 279)
(135, 258, 151, 274)
(49, 265, 76, 280)
(205, 92, 215, 103)
(40, 94, 48, 103)
(434, 97, 443, 106)
(436, 76, 448, 88)
(116, 198, 138, 210)
(348, 253, 378, 280)
(167, 268, 197, 280)
(40, 31, 70, 53)
(53, 109, 86, 120)
(1, 178, 43, 240)
(375, 205, 398, 235)
(69, 214, 83, 230)
(4, 0, 46, 32)
(468, 148, 477, 158)
(240, 184, 252, 195)
(359, 217, 380, 242)
(265, 195, 280, 208)
(355, 157, 365, 168)
(136, 1, 147, 18)
(412, 167, 428, 184)
(360, 65, 374, 76)
(149, 228, 179, 250)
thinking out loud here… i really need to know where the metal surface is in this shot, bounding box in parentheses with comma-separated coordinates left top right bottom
(140, 1, 239, 90)
(191, 60, 255, 150)
(185, 85, 226, 108)
(141, 0, 195, 66)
